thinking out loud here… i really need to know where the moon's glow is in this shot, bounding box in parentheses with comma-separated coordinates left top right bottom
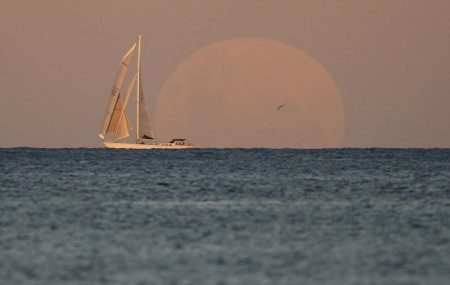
(155, 38, 345, 148)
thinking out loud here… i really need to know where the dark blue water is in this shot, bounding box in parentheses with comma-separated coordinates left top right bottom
(1, 148, 449, 284)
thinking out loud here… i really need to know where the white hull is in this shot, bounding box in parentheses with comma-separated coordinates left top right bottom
(104, 141, 195, 149)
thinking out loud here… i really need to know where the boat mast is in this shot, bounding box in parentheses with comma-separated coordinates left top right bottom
(136, 34, 141, 143)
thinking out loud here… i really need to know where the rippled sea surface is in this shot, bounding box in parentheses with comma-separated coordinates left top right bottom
(1, 148, 450, 284)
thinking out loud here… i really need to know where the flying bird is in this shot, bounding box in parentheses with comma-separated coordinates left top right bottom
(277, 104, 285, 111)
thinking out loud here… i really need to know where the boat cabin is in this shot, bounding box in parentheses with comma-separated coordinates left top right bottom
(170, 139, 188, 145)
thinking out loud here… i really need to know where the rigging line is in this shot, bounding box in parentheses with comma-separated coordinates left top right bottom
(104, 94, 121, 134)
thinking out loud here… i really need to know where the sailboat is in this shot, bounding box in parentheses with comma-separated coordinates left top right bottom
(99, 35, 195, 149)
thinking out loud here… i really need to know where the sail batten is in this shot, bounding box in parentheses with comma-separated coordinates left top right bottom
(99, 43, 136, 138)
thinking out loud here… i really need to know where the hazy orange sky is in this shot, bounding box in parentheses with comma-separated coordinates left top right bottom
(1, 0, 449, 148)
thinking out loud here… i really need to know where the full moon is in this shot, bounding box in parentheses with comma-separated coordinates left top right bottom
(155, 38, 345, 148)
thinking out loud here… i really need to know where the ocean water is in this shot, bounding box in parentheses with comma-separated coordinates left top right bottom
(1, 148, 449, 285)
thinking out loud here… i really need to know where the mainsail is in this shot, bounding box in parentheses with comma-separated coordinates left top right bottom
(114, 74, 137, 140)
(106, 97, 131, 136)
(114, 112, 131, 140)
(99, 43, 136, 139)
(138, 72, 155, 139)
